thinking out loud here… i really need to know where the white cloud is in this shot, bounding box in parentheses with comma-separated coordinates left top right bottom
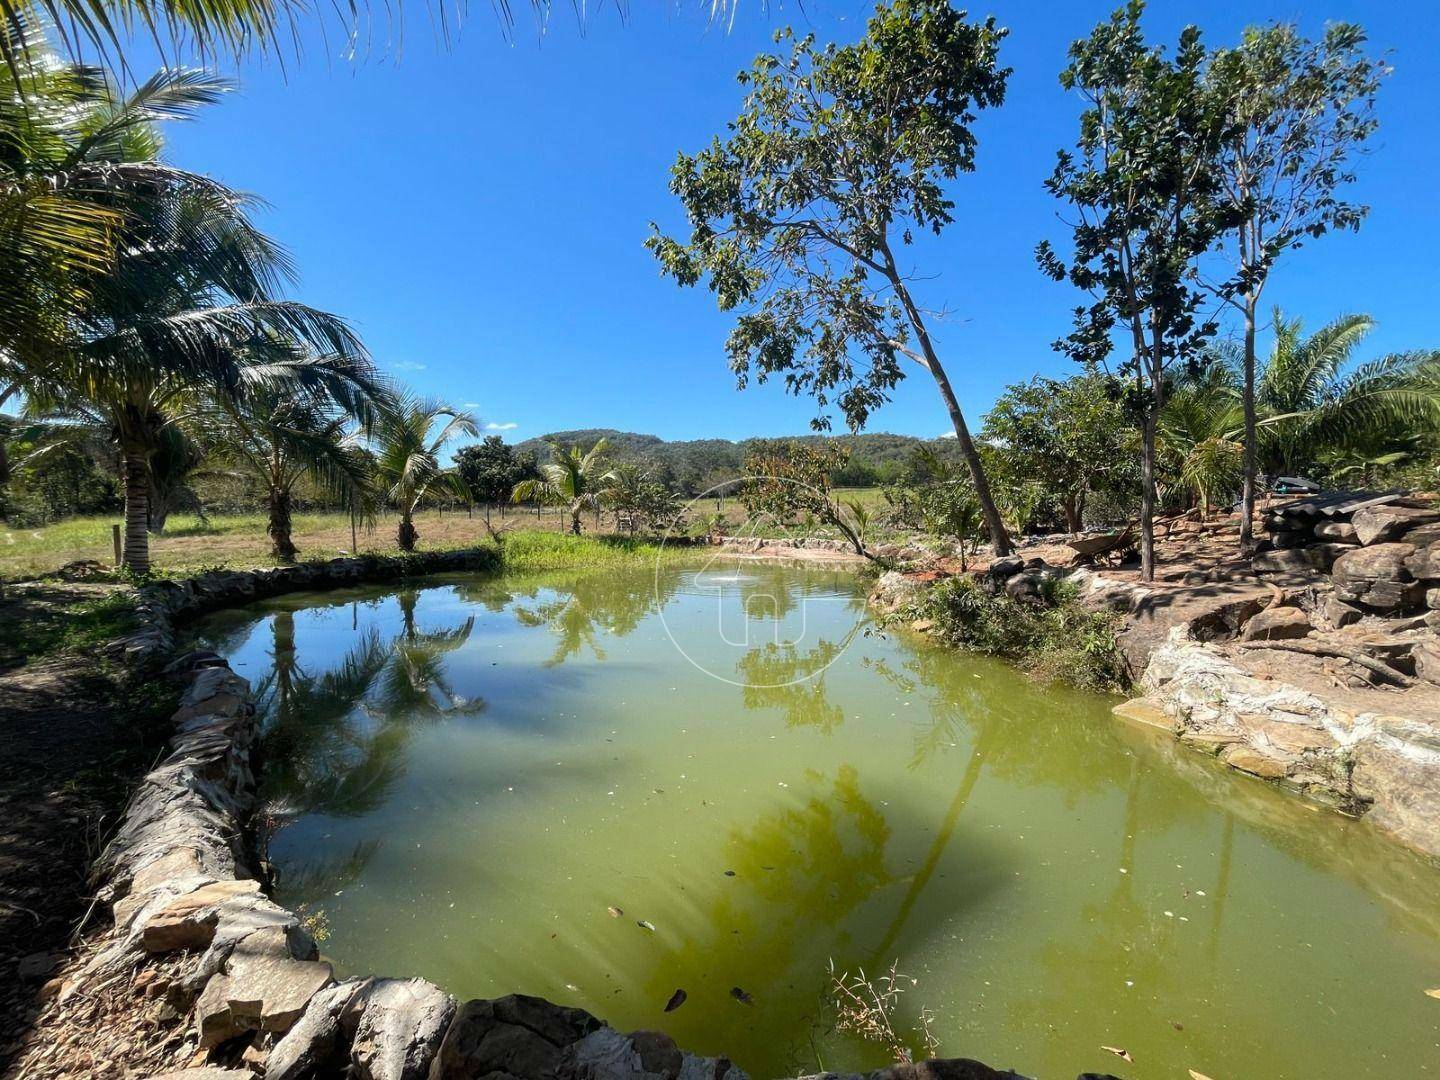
(486, 422, 518, 431)
(463, 402, 481, 409)
(392, 361, 427, 372)
(937, 431, 957, 439)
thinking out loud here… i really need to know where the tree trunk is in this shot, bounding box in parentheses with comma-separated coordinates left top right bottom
(884, 251, 1011, 556)
(1062, 495, 1082, 534)
(397, 509, 418, 551)
(148, 487, 171, 535)
(569, 500, 583, 536)
(1139, 410, 1157, 582)
(926, 366, 1010, 555)
(1240, 298, 1258, 550)
(122, 451, 151, 574)
(269, 487, 297, 562)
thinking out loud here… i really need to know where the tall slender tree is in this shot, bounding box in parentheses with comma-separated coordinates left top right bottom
(1204, 22, 1388, 548)
(648, 0, 1016, 555)
(1038, 1, 1231, 581)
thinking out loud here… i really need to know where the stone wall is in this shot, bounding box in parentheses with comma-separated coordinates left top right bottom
(71, 551, 1112, 1080)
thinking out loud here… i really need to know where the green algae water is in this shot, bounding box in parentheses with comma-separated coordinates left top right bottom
(192, 562, 1440, 1079)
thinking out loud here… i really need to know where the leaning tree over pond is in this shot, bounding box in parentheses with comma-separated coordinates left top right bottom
(649, 0, 1015, 555)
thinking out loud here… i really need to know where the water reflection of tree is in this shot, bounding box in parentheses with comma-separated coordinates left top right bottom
(456, 570, 679, 667)
(735, 620, 865, 732)
(257, 590, 483, 822)
(632, 766, 907, 1074)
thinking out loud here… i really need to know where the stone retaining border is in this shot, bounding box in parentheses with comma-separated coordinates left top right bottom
(69, 550, 1105, 1080)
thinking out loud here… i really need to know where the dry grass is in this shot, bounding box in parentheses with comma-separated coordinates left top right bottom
(0, 508, 579, 582)
(1, 490, 891, 582)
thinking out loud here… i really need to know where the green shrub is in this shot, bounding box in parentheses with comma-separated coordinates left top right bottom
(915, 575, 1130, 693)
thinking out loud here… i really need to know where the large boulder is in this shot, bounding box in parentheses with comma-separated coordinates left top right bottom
(986, 555, 1025, 581)
(195, 926, 333, 1046)
(1352, 505, 1440, 546)
(267, 979, 373, 1080)
(432, 994, 603, 1079)
(350, 978, 457, 1080)
(1415, 639, 1440, 688)
(1240, 606, 1312, 641)
(1405, 543, 1440, 582)
(1332, 543, 1425, 611)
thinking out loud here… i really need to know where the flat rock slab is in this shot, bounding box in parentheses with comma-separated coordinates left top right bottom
(1352, 506, 1440, 546)
(141, 878, 262, 952)
(1111, 698, 1173, 731)
(153, 1070, 253, 1080)
(198, 926, 332, 1044)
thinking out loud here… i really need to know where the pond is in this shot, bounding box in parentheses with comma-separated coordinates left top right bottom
(191, 561, 1440, 1079)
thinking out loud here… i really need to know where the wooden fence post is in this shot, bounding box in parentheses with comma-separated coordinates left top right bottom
(112, 523, 122, 567)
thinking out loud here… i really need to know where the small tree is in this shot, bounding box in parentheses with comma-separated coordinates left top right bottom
(649, 0, 1015, 555)
(217, 384, 379, 562)
(370, 396, 477, 551)
(455, 435, 524, 508)
(602, 463, 682, 536)
(1204, 22, 1388, 547)
(1038, 2, 1231, 581)
(740, 439, 872, 558)
(512, 438, 617, 536)
(982, 372, 1135, 533)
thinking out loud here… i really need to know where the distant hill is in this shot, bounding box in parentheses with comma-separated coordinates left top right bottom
(512, 428, 964, 494)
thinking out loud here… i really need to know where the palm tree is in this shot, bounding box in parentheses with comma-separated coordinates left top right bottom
(1254, 310, 1440, 481)
(213, 369, 385, 561)
(512, 437, 617, 536)
(9, 56, 371, 572)
(370, 395, 477, 551)
(1159, 361, 1244, 519)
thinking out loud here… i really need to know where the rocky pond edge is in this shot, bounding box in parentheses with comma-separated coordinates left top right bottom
(48, 549, 1120, 1080)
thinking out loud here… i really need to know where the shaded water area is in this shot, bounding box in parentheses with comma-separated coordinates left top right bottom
(191, 562, 1440, 1079)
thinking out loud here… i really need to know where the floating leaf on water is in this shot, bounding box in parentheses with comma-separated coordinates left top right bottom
(1426, 988, 1440, 999)
(730, 986, 754, 1006)
(1188, 1071, 1215, 1080)
(664, 989, 687, 1012)
(724, 870, 736, 877)
(1101, 1046, 1133, 1063)
(607, 906, 623, 918)
(637, 920, 656, 932)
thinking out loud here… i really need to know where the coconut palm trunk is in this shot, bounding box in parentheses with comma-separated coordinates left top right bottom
(269, 486, 297, 562)
(122, 450, 151, 573)
(398, 507, 419, 551)
(569, 500, 584, 535)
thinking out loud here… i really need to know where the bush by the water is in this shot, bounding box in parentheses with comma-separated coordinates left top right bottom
(916, 575, 1129, 693)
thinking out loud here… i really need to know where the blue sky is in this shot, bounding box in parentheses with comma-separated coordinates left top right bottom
(144, 0, 1437, 443)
